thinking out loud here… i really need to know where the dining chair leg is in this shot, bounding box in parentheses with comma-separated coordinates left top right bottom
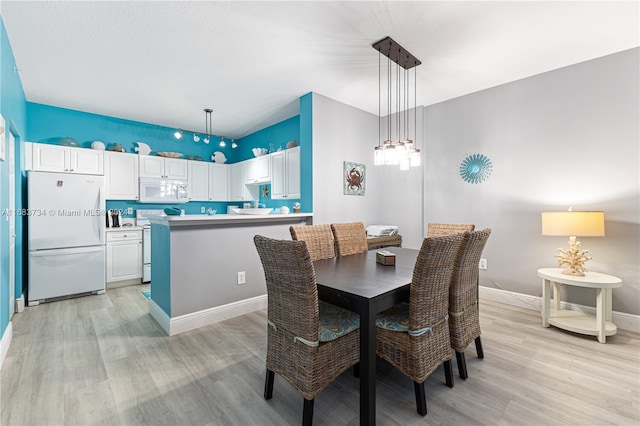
(264, 369, 275, 399)
(302, 398, 314, 426)
(444, 359, 454, 388)
(475, 336, 484, 359)
(413, 381, 427, 416)
(455, 351, 468, 380)
(353, 362, 360, 378)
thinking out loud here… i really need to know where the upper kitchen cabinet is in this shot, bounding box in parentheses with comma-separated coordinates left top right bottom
(187, 160, 209, 201)
(105, 151, 139, 200)
(244, 155, 271, 184)
(30, 143, 104, 175)
(208, 163, 229, 201)
(229, 162, 253, 201)
(139, 155, 188, 179)
(271, 147, 300, 199)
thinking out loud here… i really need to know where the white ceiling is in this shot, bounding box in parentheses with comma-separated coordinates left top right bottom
(2, 1, 638, 139)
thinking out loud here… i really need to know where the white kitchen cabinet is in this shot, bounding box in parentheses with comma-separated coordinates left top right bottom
(105, 151, 139, 200)
(245, 155, 271, 184)
(229, 162, 252, 201)
(31, 143, 104, 175)
(106, 229, 142, 283)
(271, 147, 300, 199)
(139, 155, 188, 179)
(188, 160, 209, 201)
(208, 163, 228, 201)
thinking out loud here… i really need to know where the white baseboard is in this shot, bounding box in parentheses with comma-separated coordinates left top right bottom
(149, 295, 268, 336)
(0, 322, 13, 370)
(479, 286, 640, 334)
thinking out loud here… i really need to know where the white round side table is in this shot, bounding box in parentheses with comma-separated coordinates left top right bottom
(538, 268, 622, 343)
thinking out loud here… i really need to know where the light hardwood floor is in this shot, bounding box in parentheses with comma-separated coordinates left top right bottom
(2, 285, 639, 426)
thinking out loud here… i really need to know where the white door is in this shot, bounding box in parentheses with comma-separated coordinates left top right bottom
(139, 155, 164, 178)
(9, 131, 16, 316)
(165, 158, 188, 180)
(105, 151, 139, 200)
(286, 147, 301, 198)
(70, 146, 104, 175)
(188, 160, 209, 201)
(208, 163, 228, 201)
(32, 144, 69, 172)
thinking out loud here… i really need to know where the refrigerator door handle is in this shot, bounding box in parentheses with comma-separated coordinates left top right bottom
(98, 186, 105, 244)
(30, 245, 105, 257)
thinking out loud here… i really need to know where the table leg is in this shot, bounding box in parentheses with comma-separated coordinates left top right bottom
(359, 306, 376, 426)
(553, 282, 561, 311)
(541, 278, 550, 327)
(596, 287, 606, 343)
(605, 288, 613, 322)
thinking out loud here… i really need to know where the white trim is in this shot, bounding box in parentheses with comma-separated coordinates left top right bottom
(479, 286, 640, 334)
(149, 295, 268, 336)
(16, 295, 25, 313)
(1, 322, 13, 370)
(149, 299, 171, 335)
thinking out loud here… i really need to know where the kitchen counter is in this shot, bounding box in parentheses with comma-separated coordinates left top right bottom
(106, 225, 144, 232)
(147, 212, 313, 335)
(148, 212, 313, 227)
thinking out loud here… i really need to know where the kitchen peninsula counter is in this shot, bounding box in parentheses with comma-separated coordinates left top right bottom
(148, 212, 313, 335)
(149, 212, 313, 227)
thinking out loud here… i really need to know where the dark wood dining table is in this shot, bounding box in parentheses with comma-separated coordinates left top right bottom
(313, 247, 419, 426)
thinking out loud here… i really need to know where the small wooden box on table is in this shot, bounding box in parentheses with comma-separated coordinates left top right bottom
(538, 268, 622, 343)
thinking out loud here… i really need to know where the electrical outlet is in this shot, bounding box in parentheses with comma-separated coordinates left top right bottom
(237, 271, 246, 285)
(201, 206, 205, 213)
(479, 258, 487, 270)
(126, 207, 133, 215)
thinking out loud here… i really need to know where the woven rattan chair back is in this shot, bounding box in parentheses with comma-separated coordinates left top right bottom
(254, 235, 360, 425)
(426, 222, 475, 238)
(448, 228, 491, 379)
(330, 222, 368, 256)
(376, 233, 466, 416)
(255, 235, 319, 343)
(408, 234, 466, 345)
(290, 224, 335, 261)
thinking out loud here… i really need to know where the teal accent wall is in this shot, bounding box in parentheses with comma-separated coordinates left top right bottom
(299, 93, 313, 213)
(150, 223, 171, 316)
(0, 16, 28, 338)
(236, 115, 299, 161)
(26, 102, 239, 162)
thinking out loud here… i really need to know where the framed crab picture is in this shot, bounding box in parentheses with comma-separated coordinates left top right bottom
(344, 161, 365, 196)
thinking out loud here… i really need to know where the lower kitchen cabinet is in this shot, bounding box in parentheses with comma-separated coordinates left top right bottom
(106, 229, 142, 284)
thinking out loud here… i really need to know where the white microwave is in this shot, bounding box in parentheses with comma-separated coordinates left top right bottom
(138, 177, 189, 204)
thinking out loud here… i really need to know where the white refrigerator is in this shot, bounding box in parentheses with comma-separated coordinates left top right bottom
(28, 171, 106, 305)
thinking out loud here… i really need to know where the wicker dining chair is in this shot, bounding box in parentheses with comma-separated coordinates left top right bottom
(330, 222, 368, 256)
(449, 228, 492, 380)
(426, 222, 475, 238)
(254, 235, 360, 426)
(375, 233, 466, 416)
(289, 224, 335, 261)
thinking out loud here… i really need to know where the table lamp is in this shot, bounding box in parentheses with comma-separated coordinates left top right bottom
(541, 211, 605, 276)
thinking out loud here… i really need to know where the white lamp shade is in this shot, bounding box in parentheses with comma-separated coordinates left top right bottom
(541, 211, 605, 236)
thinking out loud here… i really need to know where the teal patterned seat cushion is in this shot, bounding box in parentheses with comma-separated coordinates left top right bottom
(376, 302, 410, 332)
(318, 301, 360, 342)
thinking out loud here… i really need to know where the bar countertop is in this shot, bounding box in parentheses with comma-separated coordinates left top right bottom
(148, 212, 313, 227)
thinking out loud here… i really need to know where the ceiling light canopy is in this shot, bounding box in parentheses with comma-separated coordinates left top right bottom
(372, 36, 421, 170)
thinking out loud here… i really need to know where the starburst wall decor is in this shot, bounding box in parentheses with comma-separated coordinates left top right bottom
(459, 154, 493, 184)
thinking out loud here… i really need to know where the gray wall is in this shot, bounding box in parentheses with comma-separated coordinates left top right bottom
(311, 92, 382, 226)
(312, 48, 639, 316)
(422, 48, 639, 315)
